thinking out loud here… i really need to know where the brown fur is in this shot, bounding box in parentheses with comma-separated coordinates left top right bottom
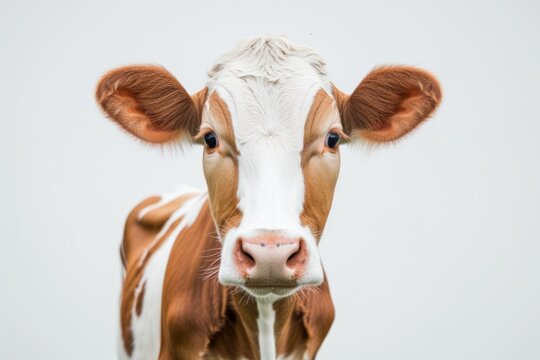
(135, 281, 146, 317)
(275, 279, 335, 358)
(301, 90, 341, 239)
(201, 93, 242, 236)
(206, 92, 238, 154)
(334, 66, 442, 142)
(205, 293, 260, 359)
(159, 201, 229, 359)
(95, 65, 207, 143)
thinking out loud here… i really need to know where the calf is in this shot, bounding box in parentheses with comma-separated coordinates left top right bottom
(96, 36, 441, 360)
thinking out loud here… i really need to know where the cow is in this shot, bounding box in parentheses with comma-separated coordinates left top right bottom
(95, 35, 441, 360)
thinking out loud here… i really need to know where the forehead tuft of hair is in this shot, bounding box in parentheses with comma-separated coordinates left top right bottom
(207, 35, 327, 82)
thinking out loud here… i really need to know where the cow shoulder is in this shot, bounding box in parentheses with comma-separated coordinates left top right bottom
(121, 192, 198, 269)
(119, 190, 202, 357)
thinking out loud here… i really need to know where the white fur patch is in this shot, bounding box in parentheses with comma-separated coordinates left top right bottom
(256, 299, 277, 360)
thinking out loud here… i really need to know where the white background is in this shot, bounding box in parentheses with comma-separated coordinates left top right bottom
(1, 0, 539, 359)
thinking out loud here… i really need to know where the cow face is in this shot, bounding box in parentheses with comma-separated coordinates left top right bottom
(96, 36, 441, 299)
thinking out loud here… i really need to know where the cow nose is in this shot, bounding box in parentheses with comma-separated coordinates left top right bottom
(235, 234, 307, 287)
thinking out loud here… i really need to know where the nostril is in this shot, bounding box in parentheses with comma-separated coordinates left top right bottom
(286, 248, 299, 262)
(235, 238, 256, 269)
(286, 239, 306, 269)
(242, 248, 255, 263)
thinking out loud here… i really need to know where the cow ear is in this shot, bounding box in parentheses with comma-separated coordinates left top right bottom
(95, 65, 207, 144)
(334, 66, 442, 143)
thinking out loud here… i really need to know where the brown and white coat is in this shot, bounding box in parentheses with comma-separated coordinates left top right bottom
(95, 36, 441, 360)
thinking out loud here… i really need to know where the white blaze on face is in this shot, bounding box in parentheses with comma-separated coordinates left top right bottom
(216, 78, 316, 230)
(205, 36, 334, 290)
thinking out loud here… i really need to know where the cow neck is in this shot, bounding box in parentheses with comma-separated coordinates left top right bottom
(221, 291, 302, 360)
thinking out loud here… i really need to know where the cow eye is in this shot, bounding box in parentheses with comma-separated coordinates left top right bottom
(203, 131, 218, 149)
(325, 132, 340, 148)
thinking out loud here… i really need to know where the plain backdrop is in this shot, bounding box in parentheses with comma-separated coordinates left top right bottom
(1, 0, 539, 359)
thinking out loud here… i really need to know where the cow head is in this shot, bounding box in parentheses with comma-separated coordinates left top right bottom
(96, 36, 441, 299)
